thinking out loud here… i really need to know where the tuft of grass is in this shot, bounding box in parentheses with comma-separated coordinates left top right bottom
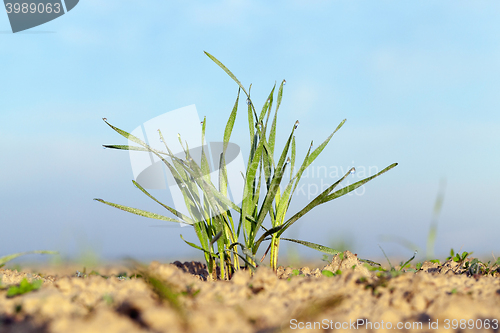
(96, 52, 397, 278)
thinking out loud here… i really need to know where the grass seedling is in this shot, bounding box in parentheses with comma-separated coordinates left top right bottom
(6, 278, 43, 298)
(96, 52, 397, 278)
(375, 245, 417, 276)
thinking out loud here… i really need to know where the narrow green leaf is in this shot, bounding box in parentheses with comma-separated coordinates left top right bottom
(379, 245, 394, 271)
(281, 238, 341, 255)
(259, 85, 275, 125)
(103, 145, 150, 152)
(0, 251, 59, 266)
(322, 163, 398, 202)
(224, 89, 240, 149)
(399, 250, 418, 271)
(204, 51, 249, 97)
(304, 119, 346, 170)
(210, 231, 223, 248)
(200, 117, 211, 184)
(94, 198, 185, 224)
(290, 136, 296, 178)
(180, 235, 218, 258)
(132, 181, 194, 224)
(278, 167, 354, 237)
(253, 225, 283, 253)
(102, 119, 151, 151)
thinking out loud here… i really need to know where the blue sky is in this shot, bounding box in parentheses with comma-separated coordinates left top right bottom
(1, 1, 499, 264)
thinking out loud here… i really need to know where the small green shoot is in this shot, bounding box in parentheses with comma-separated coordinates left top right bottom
(6, 278, 43, 298)
(447, 249, 472, 263)
(321, 269, 341, 277)
(321, 270, 334, 277)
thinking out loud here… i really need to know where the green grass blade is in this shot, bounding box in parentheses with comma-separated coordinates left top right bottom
(200, 117, 211, 184)
(132, 180, 195, 225)
(290, 136, 296, 178)
(263, 84, 275, 131)
(0, 251, 59, 266)
(259, 85, 275, 124)
(379, 245, 394, 271)
(400, 250, 418, 271)
(224, 89, 240, 150)
(241, 138, 265, 235)
(277, 167, 361, 237)
(219, 153, 229, 197)
(103, 145, 150, 152)
(102, 119, 151, 150)
(253, 226, 283, 253)
(253, 147, 291, 241)
(322, 163, 398, 202)
(204, 51, 249, 97)
(94, 198, 186, 224)
(180, 235, 218, 258)
(229, 242, 257, 267)
(275, 79, 285, 116)
(247, 96, 255, 144)
(225, 249, 256, 271)
(268, 106, 279, 159)
(281, 238, 341, 255)
(303, 119, 346, 171)
(209, 231, 223, 248)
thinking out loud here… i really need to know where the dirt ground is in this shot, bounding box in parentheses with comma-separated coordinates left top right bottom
(1, 251, 500, 333)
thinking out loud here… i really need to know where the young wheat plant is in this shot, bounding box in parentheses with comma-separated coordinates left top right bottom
(95, 52, 397, 279)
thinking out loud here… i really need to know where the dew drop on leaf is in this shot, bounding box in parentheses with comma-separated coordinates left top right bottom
(283, 80, 286, 86)
(350, 168, 356, 175)
(102, 118, 107, 121)
(246, 98, 251, 106)
(294, 120, 300, 129)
